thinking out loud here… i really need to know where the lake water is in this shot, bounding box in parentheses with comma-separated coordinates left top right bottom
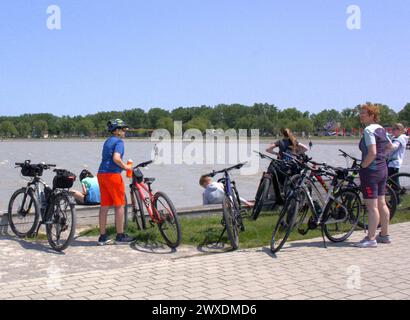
(1, 139, 408, 212)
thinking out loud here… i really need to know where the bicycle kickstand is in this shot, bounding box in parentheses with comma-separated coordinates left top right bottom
(215, 227, 226, 247)
(34, 222, 43, 237)
(321, 227, 327, 249)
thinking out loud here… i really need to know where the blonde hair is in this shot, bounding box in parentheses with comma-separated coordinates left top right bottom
(282, 128, 297, 153)
(393, 123, 405, 134)
(361, 103, 381, 123)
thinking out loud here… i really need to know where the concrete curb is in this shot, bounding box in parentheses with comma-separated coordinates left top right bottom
(0, 204, 224, 230)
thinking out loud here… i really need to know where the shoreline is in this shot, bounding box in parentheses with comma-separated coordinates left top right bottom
(0, 136, 360, 144)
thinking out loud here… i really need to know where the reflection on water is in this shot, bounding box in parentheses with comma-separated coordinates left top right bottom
(0, 139, 408, 211)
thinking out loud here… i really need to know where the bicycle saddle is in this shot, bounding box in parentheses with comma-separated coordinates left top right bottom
(144, 177, 156, 184)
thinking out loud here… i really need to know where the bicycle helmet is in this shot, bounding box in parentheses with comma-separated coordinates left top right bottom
(107, 119, 129, 133)
(79, 169, 93, 181)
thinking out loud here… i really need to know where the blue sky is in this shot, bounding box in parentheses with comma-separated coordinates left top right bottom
(0, 0, 409, 116)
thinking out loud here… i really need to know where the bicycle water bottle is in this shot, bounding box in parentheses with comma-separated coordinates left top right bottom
(126, 159, 133, 178)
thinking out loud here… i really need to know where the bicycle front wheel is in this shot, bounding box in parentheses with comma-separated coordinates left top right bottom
(324, 188, 361, 242)
(270, 196, 298, 254)
(154, 192, 181, 248)
(222, 194, 240, 249)
(8, 188, 40, 238)
(251, 177, 271, 220)
(46, 193, 76, 252)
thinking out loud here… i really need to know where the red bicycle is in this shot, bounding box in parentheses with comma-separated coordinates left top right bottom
(129, 160, 181, 248)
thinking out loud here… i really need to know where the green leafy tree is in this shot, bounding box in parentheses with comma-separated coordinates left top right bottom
(76, 119, 96, 136)
(16, 122, 31, 137)
(0, 121, 18, 137)
(32, 120, 48, 137)
(148, 108, 170, 128)
(398, 103, 410, 126)
(157, 117, 175, 134)
(378, 104, 397, 126)
(185, 116, 212, 133)
(293, 118, 314, 134)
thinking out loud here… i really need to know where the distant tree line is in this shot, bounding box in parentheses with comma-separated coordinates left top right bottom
(0, 102, 409, 138)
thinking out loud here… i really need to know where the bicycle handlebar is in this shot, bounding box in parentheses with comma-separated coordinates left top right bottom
(15, 161, 56, 170)
(204, 162, 247, 177)
(339, 149, 361, 163)
(134, 160, 154, 169)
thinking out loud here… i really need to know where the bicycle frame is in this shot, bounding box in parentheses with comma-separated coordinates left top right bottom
(19, 177, 49, 219)
(131, 180, 174, 223)
(291, 165, 351, 227)
(222, 171, 241, 216)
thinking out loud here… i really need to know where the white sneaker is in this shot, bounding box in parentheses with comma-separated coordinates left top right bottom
(355, 236, 377, 248)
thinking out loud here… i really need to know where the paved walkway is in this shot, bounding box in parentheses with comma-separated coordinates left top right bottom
(0, 223, 410, 300)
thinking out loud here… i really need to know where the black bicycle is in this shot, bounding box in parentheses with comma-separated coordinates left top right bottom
(8, 160, 77, 251)
(204, 162, 247, 249)
(252, 151, 297, 220)
(271, 154, 361, 254)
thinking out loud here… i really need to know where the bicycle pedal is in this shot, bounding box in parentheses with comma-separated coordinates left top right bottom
(149, 220, 155, 227)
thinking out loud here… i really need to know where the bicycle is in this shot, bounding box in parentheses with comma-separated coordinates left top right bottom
(252, 151, 299, 220)
(8, 160, 77, 251)
(338, 149, 398, 229)
(129, 160, 181, 248)
(271, 154, 361, 254)
(203, 162, 247, 249)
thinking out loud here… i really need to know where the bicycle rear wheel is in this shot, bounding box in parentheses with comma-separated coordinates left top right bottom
(270, 196, 298, 254)
(251, 177, 271, 220)
(154, 192, 181, 248)
(222, 193, 240, 249)
(324, 188, 361, 242)
(8, 188, 39, 238)
(46, 193, 76, 252)
(388, 172, 410, 214)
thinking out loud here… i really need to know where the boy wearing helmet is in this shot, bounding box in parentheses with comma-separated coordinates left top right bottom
(70, 169, 101, 205)
(97, 119, 134, 245)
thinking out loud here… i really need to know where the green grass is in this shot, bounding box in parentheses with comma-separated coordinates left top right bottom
(79, 205, 410, 249)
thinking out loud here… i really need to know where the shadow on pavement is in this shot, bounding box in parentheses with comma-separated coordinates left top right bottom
(261, 239, 358, 258)
(195, 242, 234, 255)
(130, 239, 177, 254)
(0, 235, 64, 255)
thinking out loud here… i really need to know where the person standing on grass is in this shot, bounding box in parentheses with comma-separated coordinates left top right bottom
(356, 104, 393, 248)
(97, 119, 134, 245)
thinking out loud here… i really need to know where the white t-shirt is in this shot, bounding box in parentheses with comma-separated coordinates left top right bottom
(389, 134, 408, 168)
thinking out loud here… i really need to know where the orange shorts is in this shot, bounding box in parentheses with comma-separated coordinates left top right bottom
(97, 173, 125, 207)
